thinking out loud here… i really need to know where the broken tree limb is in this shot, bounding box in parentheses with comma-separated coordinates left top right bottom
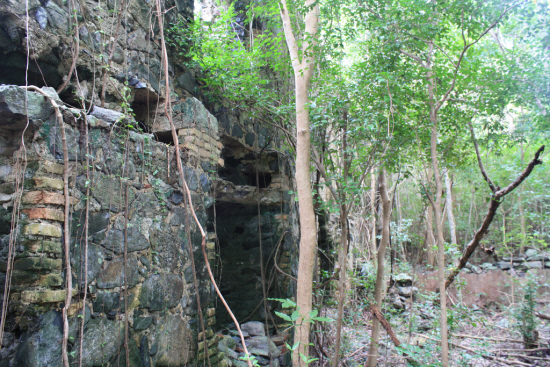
(536, 312, 550, 321)
(369, 305, 419, 366)
(370, 305, 400, 347)
(445, 145, 544, 289)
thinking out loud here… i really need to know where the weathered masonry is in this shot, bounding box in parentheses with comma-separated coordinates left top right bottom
(0, 0, 297, 366)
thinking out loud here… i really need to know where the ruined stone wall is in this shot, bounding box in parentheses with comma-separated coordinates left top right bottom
(0, 0, 298, 366)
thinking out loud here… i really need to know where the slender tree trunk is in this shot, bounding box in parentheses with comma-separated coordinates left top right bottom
(518, 141, 526, 254)
(444, 168, 457, 246)
(279, 2, 319, 364)
(370, 169, 377, 259)
(427, 41, 449, 367)
(332, 118, 349, 366)
(366, 169, 391, 367)
(426, 204, 436, 268)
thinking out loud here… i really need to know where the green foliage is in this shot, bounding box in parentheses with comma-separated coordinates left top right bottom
(513, 276, 539, 348)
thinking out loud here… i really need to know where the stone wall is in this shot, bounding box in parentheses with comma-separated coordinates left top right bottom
(0, 0, 298, 365)
(0, 80, 296, 366)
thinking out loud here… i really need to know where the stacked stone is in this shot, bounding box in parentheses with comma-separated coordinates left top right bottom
(268, 173, 289, 190)
(277, 250, 293, 293)
(462, 249, 550, 274)
(197, 307, 224, 364)
(1, 161, 76, 307)
(179, 127, 224, 167)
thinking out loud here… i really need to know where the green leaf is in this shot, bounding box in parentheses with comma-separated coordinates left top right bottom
(274, 311, 292, 322)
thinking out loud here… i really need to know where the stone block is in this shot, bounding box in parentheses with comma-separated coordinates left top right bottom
(96, 255, 140, 288)
(33, 177, 64, 190)
(197, 328, 214, 340)
(206, 242, 215, 251)
(23, 208, 64, 221)
(23, 223, 62, 237)
(14, 257, 62, 271)
(197, 346, 217, 360)
(139, 273, 184, 311)
(217, 158, 224, 167)
(4, 270, 63, 289)
(217, 142, 223, 149)
(206, 316, 216, 327)
(22, 240, 62, 253)
(21, 289, 77, 303)
(22, 191, 77, 205)
(43, 161, 64, 175)
(199, 148, 210, 158)
(206, 308, 216, 317)
(180, 142, 198, 153)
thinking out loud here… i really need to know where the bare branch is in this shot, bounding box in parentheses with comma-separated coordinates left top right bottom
(468, 120, 498, 193)
(495, 145, 544, 197)
(436, 1, 526, 110)
(445, 145, 544, 288)
(399, 49, 427, 68)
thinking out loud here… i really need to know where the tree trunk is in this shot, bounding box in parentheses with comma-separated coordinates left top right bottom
(426, 204, 436, 268)
(427, 41, 449, 367)
(518, 141, 526, 254)
(332, 117, 350, 367)
(370, 169, 377, 259)
(366, 169, 391, 367)
(278, 1, 319, 365)
(444, 168, 457, 246)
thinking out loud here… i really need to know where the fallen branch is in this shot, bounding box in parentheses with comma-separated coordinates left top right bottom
(445, 143, 544, 289)
(455, 334, 527, 344)
(414, 333, 532, 367)
(370, 305, 400, 347)
(536, 312, 550, 321)
(369, 305, 419, 366)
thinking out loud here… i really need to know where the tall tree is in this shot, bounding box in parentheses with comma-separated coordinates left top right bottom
(278, 1, 319, 364)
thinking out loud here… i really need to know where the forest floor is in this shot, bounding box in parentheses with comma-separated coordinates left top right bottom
(316, 297, 550, 366)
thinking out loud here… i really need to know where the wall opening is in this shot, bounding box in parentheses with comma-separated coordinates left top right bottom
(210, 202, 285, 327)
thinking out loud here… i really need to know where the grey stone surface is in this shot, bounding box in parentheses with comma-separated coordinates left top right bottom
(176, 71, 196, 93)
(14, 311, 62, 366)
(35, 7, 47, 29)
(245, 336, 280, 358)
(140, 273, 184, 311)
(397, 286, 418, 298)
(71, 243, 107, 285)
(151, 315, 194, 365)
(245, 132, 255, 146)
(78, 318, 124, 367)
(134, 316, 154, 331)
(85, 174, 136, 212)
(89, 106, 124, 124)
(102, 226, 150, 254)
(241, 321, 265, 337)
(96, 255, 140, 289)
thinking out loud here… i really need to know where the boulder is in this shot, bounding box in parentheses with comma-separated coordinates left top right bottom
(77, 318, 124, 367)
(13, 311, 62, 366)
(241, 321, 266, 337)
(139, 273, 184, 311)
(245, 336, 280, 358)
(397, 286, 418, 298)
(151, 315, 194, 365)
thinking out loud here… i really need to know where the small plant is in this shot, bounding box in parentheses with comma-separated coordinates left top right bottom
(269, 298, 333, 364)
(514, 276, 539, 349)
